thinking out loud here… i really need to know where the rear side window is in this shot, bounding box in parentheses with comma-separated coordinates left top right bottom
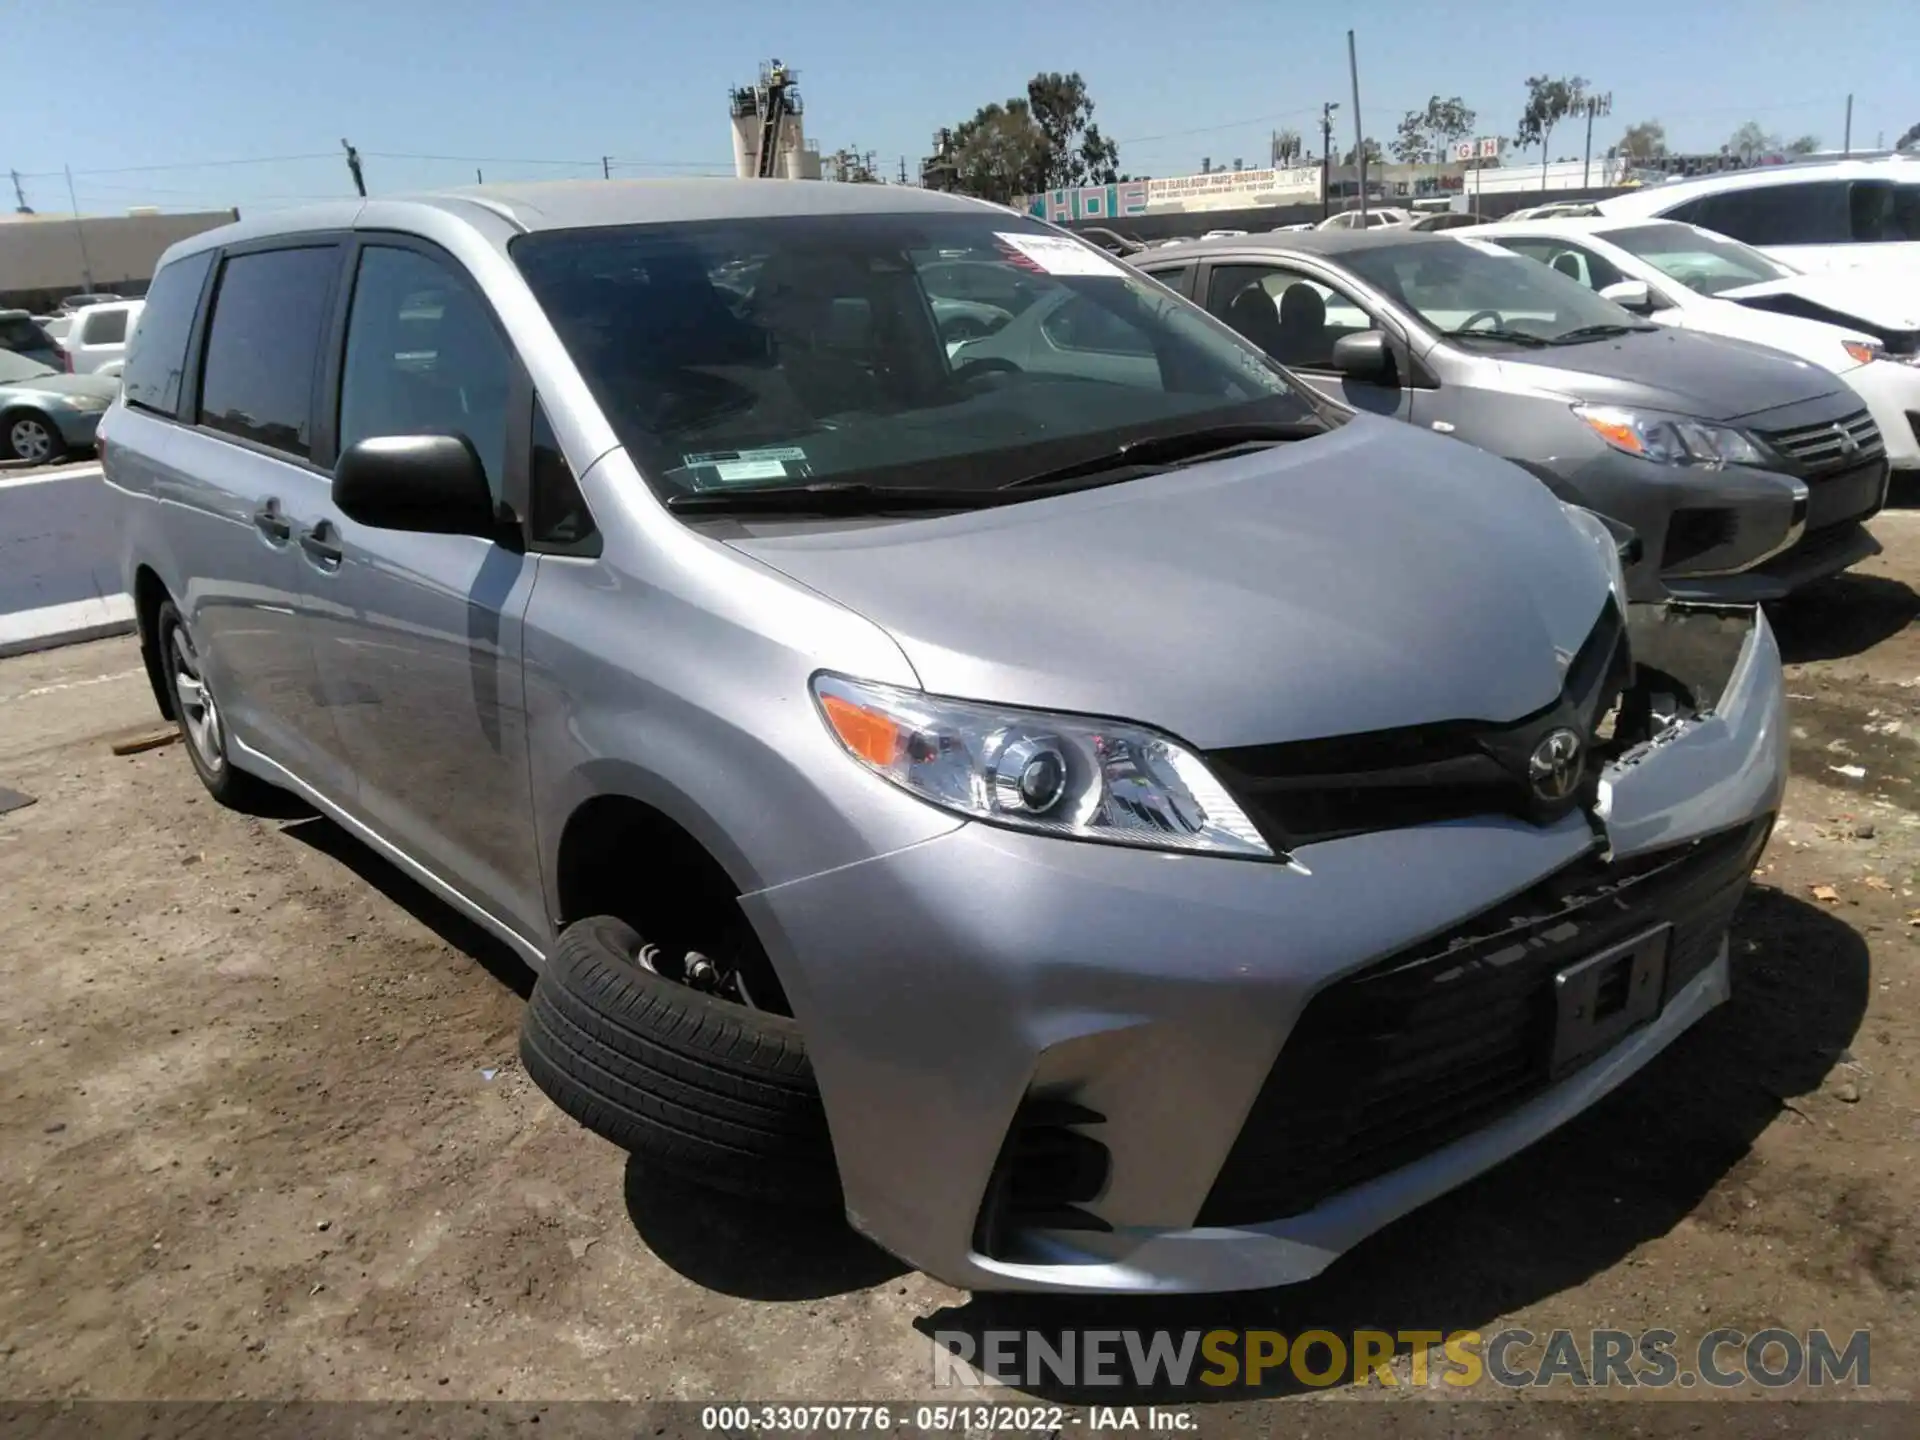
(198, 246, 339, 457)
(1685, 182, 1851, 246)
(0, 315, 48, 351)
(122, 251, 214, 416)
(80, 308, 129, 345)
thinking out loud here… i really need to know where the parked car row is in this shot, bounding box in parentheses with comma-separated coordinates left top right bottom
(0, 294, 138, 462)
(108, 179, 1794, 1297)
(1112, 221, 1902, 602)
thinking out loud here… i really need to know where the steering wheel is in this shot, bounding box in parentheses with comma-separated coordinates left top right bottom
(951, 356, 1023, 385)
(941, 316, 991, 342)
(1458, 309, 1504, 332)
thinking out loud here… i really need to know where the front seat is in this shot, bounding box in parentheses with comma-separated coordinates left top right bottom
(1274, 283, 1329, 366)
(1552, 250, 1584, 283)
(1224, 283, 1284, 354)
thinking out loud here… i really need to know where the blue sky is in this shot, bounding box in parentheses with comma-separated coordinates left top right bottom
(5, 0, 1916, 215)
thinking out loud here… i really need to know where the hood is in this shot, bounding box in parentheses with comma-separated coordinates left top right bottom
(1717, 271, 1920, 350)
(1489, 324, 1843, 422)
(0, 371, 119, 402)
(726, 417, 1611, 751)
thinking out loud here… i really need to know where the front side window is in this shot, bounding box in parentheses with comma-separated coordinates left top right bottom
(1849, 182, 1920, 243)
(338, 245, 511, 499)
(1489, 237, 1629, 293)
(1204, 264, 1375, 369)
(123, 250, 212, 415)
(510, 212, 1320, 504)
(1603, 222, 1792, 295)
(198, 246, 339, 457)
(1336, 237, 1646, 349)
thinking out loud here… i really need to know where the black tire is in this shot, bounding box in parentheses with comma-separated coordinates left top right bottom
(520, 915, 842, 1207)
(154, 599, 281, 810)
(4, 410, 67, 465)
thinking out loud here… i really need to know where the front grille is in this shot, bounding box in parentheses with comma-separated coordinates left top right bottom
(1208, 600, 1628, 850)
(1760, 408, 1885, 473)
(1194, 817, 1771, 1227)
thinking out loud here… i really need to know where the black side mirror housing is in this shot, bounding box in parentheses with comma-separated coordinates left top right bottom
(333, 434, 499, 538)
(1330, 330, 1394, 384)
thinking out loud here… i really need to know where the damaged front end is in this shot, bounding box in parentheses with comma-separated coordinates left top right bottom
(1596, 599, 1787, 860)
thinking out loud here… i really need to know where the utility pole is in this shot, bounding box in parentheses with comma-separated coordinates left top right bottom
(898, 155, 908, 185)
(602, 155, 611, 179)
(1347, 30, 1367, 226)
(341, 139, 366, 197)
(63, 165, 95, 292)
(1579, 91, 1613, 189)
(1843, 95, 1853, 157)
(1319, 101, 1339, 219)
(9, 168, 29, 213)
(476, 168, 484, 184)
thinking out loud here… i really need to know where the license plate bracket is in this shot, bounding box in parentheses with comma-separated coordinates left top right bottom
(1549, 924, 1672, 1079)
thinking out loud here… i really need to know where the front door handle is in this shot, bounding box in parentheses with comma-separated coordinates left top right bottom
(298, 520, 343, 572)
(252, 499, 292, 544)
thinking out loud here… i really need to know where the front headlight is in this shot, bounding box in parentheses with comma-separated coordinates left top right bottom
(811, 673, 1273, 858)
(59, 392, 112, 412)
(1562, 504, 1629, 604)
(1574, 404, 1774, 470)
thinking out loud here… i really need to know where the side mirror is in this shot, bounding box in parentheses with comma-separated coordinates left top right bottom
(1330, 330, 1395, 383)
(1599, 279, 1655, 314)
(333, 434, 498, 538)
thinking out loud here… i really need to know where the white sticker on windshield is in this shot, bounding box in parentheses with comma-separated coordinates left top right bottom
(994, 231, 1125, 277)
(1453, 236, 1520, 257)
(713, 459, 788, 482)
(679, 446, 813, 487)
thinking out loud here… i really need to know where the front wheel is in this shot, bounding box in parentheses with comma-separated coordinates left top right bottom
(5, 412, 66, 465)
(155, 600, 279, 810)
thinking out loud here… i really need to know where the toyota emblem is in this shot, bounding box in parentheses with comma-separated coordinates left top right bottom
(1528, 727, 1584, 803)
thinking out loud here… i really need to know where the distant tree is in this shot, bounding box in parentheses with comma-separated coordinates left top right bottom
(1272, 128, 1304, 166)
(1726, 120, 1780, 163)
(1026, 71, 1120, 190)
(1343, 138, 1384, 166)
(1394, 95, 1477, 165)
(945, 72, 1121, 204)
(1784, 134, 1821, 155)
(949, 100, 1050, 205)
(1617, 119, 1667, 160)
(1900, 121, 1920, 152)
(1515, 74, 1589, 163)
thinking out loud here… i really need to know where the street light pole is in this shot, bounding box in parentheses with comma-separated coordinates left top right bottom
(1320, 101, 1339, 220)
(1581, 91, 1613, 189)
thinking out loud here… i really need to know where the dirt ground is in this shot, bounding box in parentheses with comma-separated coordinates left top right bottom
(2, 513, 1918, 1421)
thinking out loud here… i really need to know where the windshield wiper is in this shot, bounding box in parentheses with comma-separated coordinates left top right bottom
(999, 420, 1326, 490)
(1549, 322, 1658, 344)
(666, 481, 1016, 515)
(1445, 325, 1552, 347)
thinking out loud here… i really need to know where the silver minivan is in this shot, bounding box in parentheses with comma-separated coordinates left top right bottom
(105, 181, 1787, 1295)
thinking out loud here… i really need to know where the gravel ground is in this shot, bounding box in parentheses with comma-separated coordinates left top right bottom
(2, 517, 1917, 1422)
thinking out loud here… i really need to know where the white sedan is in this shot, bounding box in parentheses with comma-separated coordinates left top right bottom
(1474, 216, 1920, 474)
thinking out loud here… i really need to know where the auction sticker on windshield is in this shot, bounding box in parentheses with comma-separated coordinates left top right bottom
(678, 447, 814, 489)
(994, 232, 1125, 277)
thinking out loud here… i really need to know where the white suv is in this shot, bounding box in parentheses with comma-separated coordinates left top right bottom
(61, 299, 144, 377)
(1595, 157, 1920, 276)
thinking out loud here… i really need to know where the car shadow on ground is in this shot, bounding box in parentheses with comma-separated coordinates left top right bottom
(621, 1160, 910, 1300)
(278, 813, 536, 1000)
(916, 889, 1869, 1403)
(1767, 571, 1919, 665)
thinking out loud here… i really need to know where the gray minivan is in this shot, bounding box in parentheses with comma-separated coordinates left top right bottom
(104, 180, 1785, 1296)
(1129, 229, 1889, 602)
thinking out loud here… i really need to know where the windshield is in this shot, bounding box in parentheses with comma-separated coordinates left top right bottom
(510, 213, 1321, 503)
(1339, 236, 1648, 347)
(0, 349, 55, 382)
(1604, 221, 1795, 294)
